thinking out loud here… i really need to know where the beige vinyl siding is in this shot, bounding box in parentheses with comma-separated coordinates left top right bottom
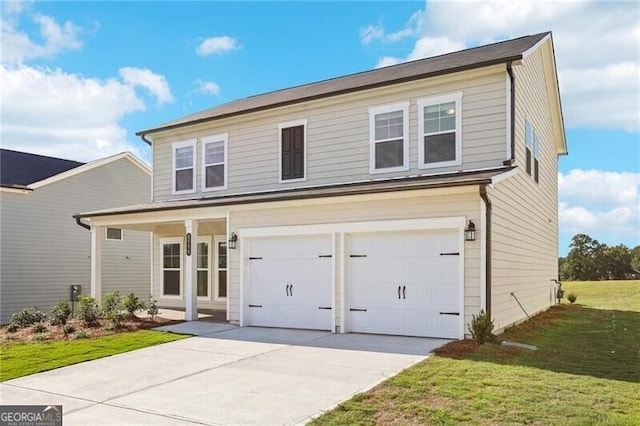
(0, 158, 151, 324)
(488, 45, 559, 332)
(227, 189, 482, 333)
(152, 221, 226, 311)
(152, 66, 508, 202)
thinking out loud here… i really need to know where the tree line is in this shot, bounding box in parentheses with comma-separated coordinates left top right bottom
(559, 234, 640, 281)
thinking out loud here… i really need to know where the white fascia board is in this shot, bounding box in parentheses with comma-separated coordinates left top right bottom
(490, 168, 518, 186)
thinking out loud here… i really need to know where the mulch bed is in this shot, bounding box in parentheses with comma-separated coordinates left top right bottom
(0, 316, 183, 344)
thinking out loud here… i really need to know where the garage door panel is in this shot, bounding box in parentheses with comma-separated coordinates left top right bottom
(245, 235, 333, 331)
(348, 229, 461, 339)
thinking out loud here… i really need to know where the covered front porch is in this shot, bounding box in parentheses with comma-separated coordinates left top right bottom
(85, 207, 232, 322)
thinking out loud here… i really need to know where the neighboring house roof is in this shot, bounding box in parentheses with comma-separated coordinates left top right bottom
(0, 150, 150, 191)
(0, 149, 84, 189)
(137, 32, 550, 137)
(74, 166, 515, 218)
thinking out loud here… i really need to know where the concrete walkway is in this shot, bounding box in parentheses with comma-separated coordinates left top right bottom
(0, 324, 449, 425)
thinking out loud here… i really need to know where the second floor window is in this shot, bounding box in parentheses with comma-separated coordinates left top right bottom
(369, 102, 409, 174)
(525, 119, 533, 176)
(202, 134, 228, 191)
(279, 119, 307, 182)
(172, 140, 196, 194)
(418, 93, 462, 168)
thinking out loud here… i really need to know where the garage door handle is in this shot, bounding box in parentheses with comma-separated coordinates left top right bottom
(440, 252, 459, 256)
(403, 285, 406, 299)
(350, 254, 367, 258)
(318, 254, 332, 258)
(249, 257, 263, 260)
(318, 306, 332, 310)
(248, 304, 262, 308)
(285, 284, 291, 296)
(398, 286, 401, 299)
(350, 308, 367, 312)
(439, 312, 460, 316)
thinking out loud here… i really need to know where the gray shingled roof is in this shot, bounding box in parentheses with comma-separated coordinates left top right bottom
(0, 149, 84, 188)
(138, 32, 549, 137)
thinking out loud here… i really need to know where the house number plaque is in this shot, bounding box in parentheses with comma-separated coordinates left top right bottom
(186, 233, 192, 256)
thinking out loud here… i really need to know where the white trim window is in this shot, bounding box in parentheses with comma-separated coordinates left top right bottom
(533, 132, 541, 183)
(105, 228, 123, 241)
(214, 235, 228, 301)
(197, 237, 211, 299)
(279, 119, 307, 183)
(161, 238, 182, 298)
(172, 139, 196, 195)
(418, 93, 462, 169)
(369, 102, 409, 174)
(525, 118, 534, 177)
(202, 134, 228, 191)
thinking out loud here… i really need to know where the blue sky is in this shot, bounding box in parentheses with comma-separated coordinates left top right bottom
(1, 1, 638, 255)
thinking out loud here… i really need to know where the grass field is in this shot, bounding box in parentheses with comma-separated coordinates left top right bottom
(311, 280, 640, 425)
(0, 330, 187, 381)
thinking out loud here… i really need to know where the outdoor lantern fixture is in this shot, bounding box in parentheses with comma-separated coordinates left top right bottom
(228, 232, 238, 249)
(464, 220, 476, 241)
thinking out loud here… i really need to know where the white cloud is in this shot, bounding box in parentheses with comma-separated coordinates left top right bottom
(359, 11, 422, 46)
(360, 24, 384, 45)
(0, 65, 154, 161)
(559, 169, 640, 244)
(364, 1, 640, 132)
(1, 10, 83, 65)
(119, 67, 173, 105)
(196, 36, 240, 56)
(194, 79, 220, 96)
(376, 56, 402, 69)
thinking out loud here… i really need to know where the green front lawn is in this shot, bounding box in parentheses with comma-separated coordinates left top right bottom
(562, 279, 640, 311)
(0, 330, 187, 381)
(312, 281, 640, 425)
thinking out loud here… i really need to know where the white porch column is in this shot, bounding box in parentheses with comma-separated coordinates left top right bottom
(184, 219, 199, 321)
(90, 225, 103, 304)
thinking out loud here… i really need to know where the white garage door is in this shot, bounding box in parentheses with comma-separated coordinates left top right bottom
(244, 235, 333, 330)
(348, 230, 461, 338)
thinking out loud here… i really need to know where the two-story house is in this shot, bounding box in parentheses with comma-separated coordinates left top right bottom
(75, 32, 566, 339)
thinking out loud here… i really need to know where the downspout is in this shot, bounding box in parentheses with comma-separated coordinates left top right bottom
(503, 62, 516, 166)
(479, 184, 492, 318)
(75, 216, 91, 231)
(140, 133, 152, 146)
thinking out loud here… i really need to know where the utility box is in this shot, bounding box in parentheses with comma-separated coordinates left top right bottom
(70, 284, 82, 301)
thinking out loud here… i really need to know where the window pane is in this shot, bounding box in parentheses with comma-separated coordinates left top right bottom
(424, 133, 456, 163)
(175, 168, 193, 191)
(163, 271, 180, 296)
(424, 105, 440, 120)
(441, 102, 456, 117)
(197, 242, 208, 269)
(106, 228, 122, 240)
(375, 139, 404, 169)
(424, 118, 440, 133)
(374, 110, 403, 141)
(440, 116, 455, 132)
(218, 270, 227, 298)
(424, 102, 456, 135)
(163, 243, 180, 269)
(205, 141, 224, 164)
(525, 120, 533, 148)
(375, 125, 389, 140)
(175, 146, 193, 168)
(534, 134, 541, 159)
(218, 242, 227, 269)
(205, 164, 225, 188)
(197, 271, 208, 297)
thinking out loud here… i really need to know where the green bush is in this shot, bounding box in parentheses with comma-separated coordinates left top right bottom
(71, 329, 91, 340)
(62, 323, 76, 336)
(10, 307, 45, 328)
(147, 297, 159, 320)
(31, 322, 47, 333)
(468, 309, 495, 344)
(101, 292, 128, 329)
(122, 293, 146, 317)
(568, 293, 578, 304)
(5, 323, 19, 333)
(32, 333, 49, 341)
(76, 296, 100, 326)
(48, 301, 72, 326)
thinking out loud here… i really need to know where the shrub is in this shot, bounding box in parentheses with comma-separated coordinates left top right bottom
(567, 293, 578, 304)
(48, 301, 72, 326)
(5, 323, 19, 333)
(468, 309, 494, 344)
(32, 333, 49, 341)
(76, 296, 100, 326)
(71, 329, 91, 340)
(147, 297, 159, 320)
(10, 307, 45, 328)
(122, 293, 146, 317)
(62, 323, 76, 336)
(101, 292, 128, 329)
(31, 322, 47, 333)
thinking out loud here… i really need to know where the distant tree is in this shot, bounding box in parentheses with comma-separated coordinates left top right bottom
(631, 246, 640, 272)
(604, 244, 632, 280)
(558, 257, 570, 281)
(564, 234, 607, 280)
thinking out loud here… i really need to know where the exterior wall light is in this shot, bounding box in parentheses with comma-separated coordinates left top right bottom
(228, 232, 238, 249)
(464, 221, 476, 241)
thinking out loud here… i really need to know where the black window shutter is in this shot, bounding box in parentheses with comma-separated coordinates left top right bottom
(534, 159, 539, 183)
(526, 148, 532, 175)
(281, 125, 304, 180)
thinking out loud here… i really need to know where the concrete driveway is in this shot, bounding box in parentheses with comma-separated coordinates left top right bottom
(0, 324, 449, 425)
